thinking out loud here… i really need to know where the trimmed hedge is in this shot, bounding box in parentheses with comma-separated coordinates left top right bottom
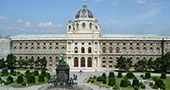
(97, 76, 105, 82)
(145, 72, 151, 79)
(38, 75, 45, 82)
(109, 72, 115, 78)
(46, 73, 50, 79)
(41, 70, 46, 77)
(126, 72, 134, 79)
(118, 72, 122, 78)
(160, 72, 166, 79)
(16, 76, 24, 84)
(120, 79, 128, 87)
(155, 79, 165, 89)
(108, 78, 116, 86)
(34, 70, 39, 76)
(102, 73, 106, 79)
(27, 76, 35, 83)
(132, 77, 139, 87)
(93, 76, 97, 79)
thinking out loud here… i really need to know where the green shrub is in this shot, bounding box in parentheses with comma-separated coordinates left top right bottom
(152, 77, 158, 81)
(1, 68, 8, 76)
(109, 72, 115, 78)
(93, 76, 97, 79)
(0, 80, 4, 84)
(24, 70, 30, 77)
(87, 79, 91, 83)
(120, 79, 128, 87)
(97, 76, 105, 82)
(102, 73, 106, 79)
(118, 72, 122, 78)
(145, 72, 151, 79)
(149, 82, 153, 86)
(46, 73, 50, 79)
(155, 79, 164, 88)
(138, 82, 143, 87)
(140, 74, 144, 78)
(133, 85, 139, 90)
(126, 72, 134, 79)
(34, 70, 39, 76)
(4, 80, 11, 85)
(41, 70, 46, 77)
(7, 76, 13, 82)
(103, 79, 107, 84)
(90, 79, 95, 83)
(132, 77, 139, 87)
(160, 72, 166, 79)
(22, 82, 26, 86)
(127, 80, 131, 86)
(27, 76, 35, 83)
(89, 77, 92, 79)
(141, 85, 146, 89)
(16, 76, 24, 84)
(38, 75, 45, 82)
(108, 78, 116, 86)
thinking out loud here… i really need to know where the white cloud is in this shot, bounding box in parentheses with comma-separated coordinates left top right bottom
(0, 16, 9, 23)
(147, 22, 152, 25)
(37, 22, 53, 27)
(17, 19, 23, 23)
(136, 0, 146, 4)
(25, 22, 31, 27)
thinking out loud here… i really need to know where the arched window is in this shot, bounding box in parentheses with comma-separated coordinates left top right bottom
(136, 47, 140, 54)
(37, 56, 40, 60)
(37, 47, 40, 53)
(49, 47, 53, 53)
(19, 47, 23, 52)
(88, 57, 92, 67)
(62, 47, 65, 53)
(129, 47, 133, 54)
(55, 57, 59, 63)
(156, 47, 160, 54)
(136, 57, 140, 62)
(31, 56, 34, 60)
(81, 57, 85, 67)
(116, 47, 120, 53)
(19, 56, 23, 60)
(102, 57, 106, 63)
(82, 23, 86, 29)
(74, 47, 78, 53)
(143, 47, 147, 54)
(25, 56, 28, 60)
(13, 47, 17, 52)
(109, 57, 113, 63)
(43, 47, 46, 52)
(81, 47, 85, 53)
(102, 47, 106, 53)
(56, 47, 59, 53)
(89, 23, 92, 29)
(88, 47, 92, 53)
(150, 47, 153, 54)
(74, 57, 79, 67)
(68, 25, 71, 31)
(76, 23, 79, 29)
(25, 47, 28, 52)
(109, 47, 113, 53)
(49, 57, 52, 62)
(122, 47, 126, 54)
(31, 47, 34, 52)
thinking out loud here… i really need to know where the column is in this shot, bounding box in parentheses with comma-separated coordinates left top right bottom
(85, 57, 87, 67)
(78, 57, 81, 68)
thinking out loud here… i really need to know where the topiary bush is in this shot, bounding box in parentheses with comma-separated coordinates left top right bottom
(108, 78, 116, 86)
(126, 72, 134, 79)
(41, 70, 46, 77)
(102, 73, 106, 79)
(1, 68, 8, 76)
(132, 77, 139, 87)
(16, 76, 24, 84)
(4, 80, 11, 85)
(109, 72, 115, 78)
(46, 73, 50, 79)
(140, 74, 144, 78)
(34, 70, 39, 76)
(141, 85, 146, 89)
(103, 79, 107, 84)
(7, 76, 13, 83)
(93, 76, 97, 79)
(38, 75, 45, 82)
(145, 72, 151, 79)
(133, 85, 139, 90)
(97, 76, 105, 82)
(120, 79, 128, 87)
(160, 72, 166, 79)
(24, 70, 30, 77)
(22, 82, 26, 86)
(155, 79, 164, 88)
(27, 76, 35, 83)
(118, 72, 122, 78)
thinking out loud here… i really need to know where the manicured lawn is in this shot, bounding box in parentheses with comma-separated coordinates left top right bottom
(162, 77, 170, 90)
(91, 76, 133, 90)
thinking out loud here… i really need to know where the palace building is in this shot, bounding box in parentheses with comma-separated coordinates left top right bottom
(0, 3, 170, 70)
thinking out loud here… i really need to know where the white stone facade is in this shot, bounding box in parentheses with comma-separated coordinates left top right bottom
(1, 3, 170, 69)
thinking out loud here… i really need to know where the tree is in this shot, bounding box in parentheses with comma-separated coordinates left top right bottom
(108, 78, 116, 86)
(34, 70, 39, 76)
(1, 68, 8, 76)
(109, 72, 115, 78)
(102, 73, 106, 79)
(126, 72, 135, 79)
(115, 56, 132, 71)
(40, 57, 47, 69)
(0, 58, 5, 69)
(7, 76, 13, 82)
(41, 70, 46, 77)
(16, 76, 24, 84)
(134, 59, 147, 72)
(120, 79, 128, 87)
(132, 77, 139, 87)
(145, 72, 151, 79)
(28, 58, 34, 68)
(27, 76, 35, 83)
(6, 54, 16, 69)
(17, 59, 25, 68)
(146, 58, 154, 71)
(97, 76, 105, 82)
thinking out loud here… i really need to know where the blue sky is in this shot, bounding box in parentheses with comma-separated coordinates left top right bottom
(0, 0, 170, 36)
